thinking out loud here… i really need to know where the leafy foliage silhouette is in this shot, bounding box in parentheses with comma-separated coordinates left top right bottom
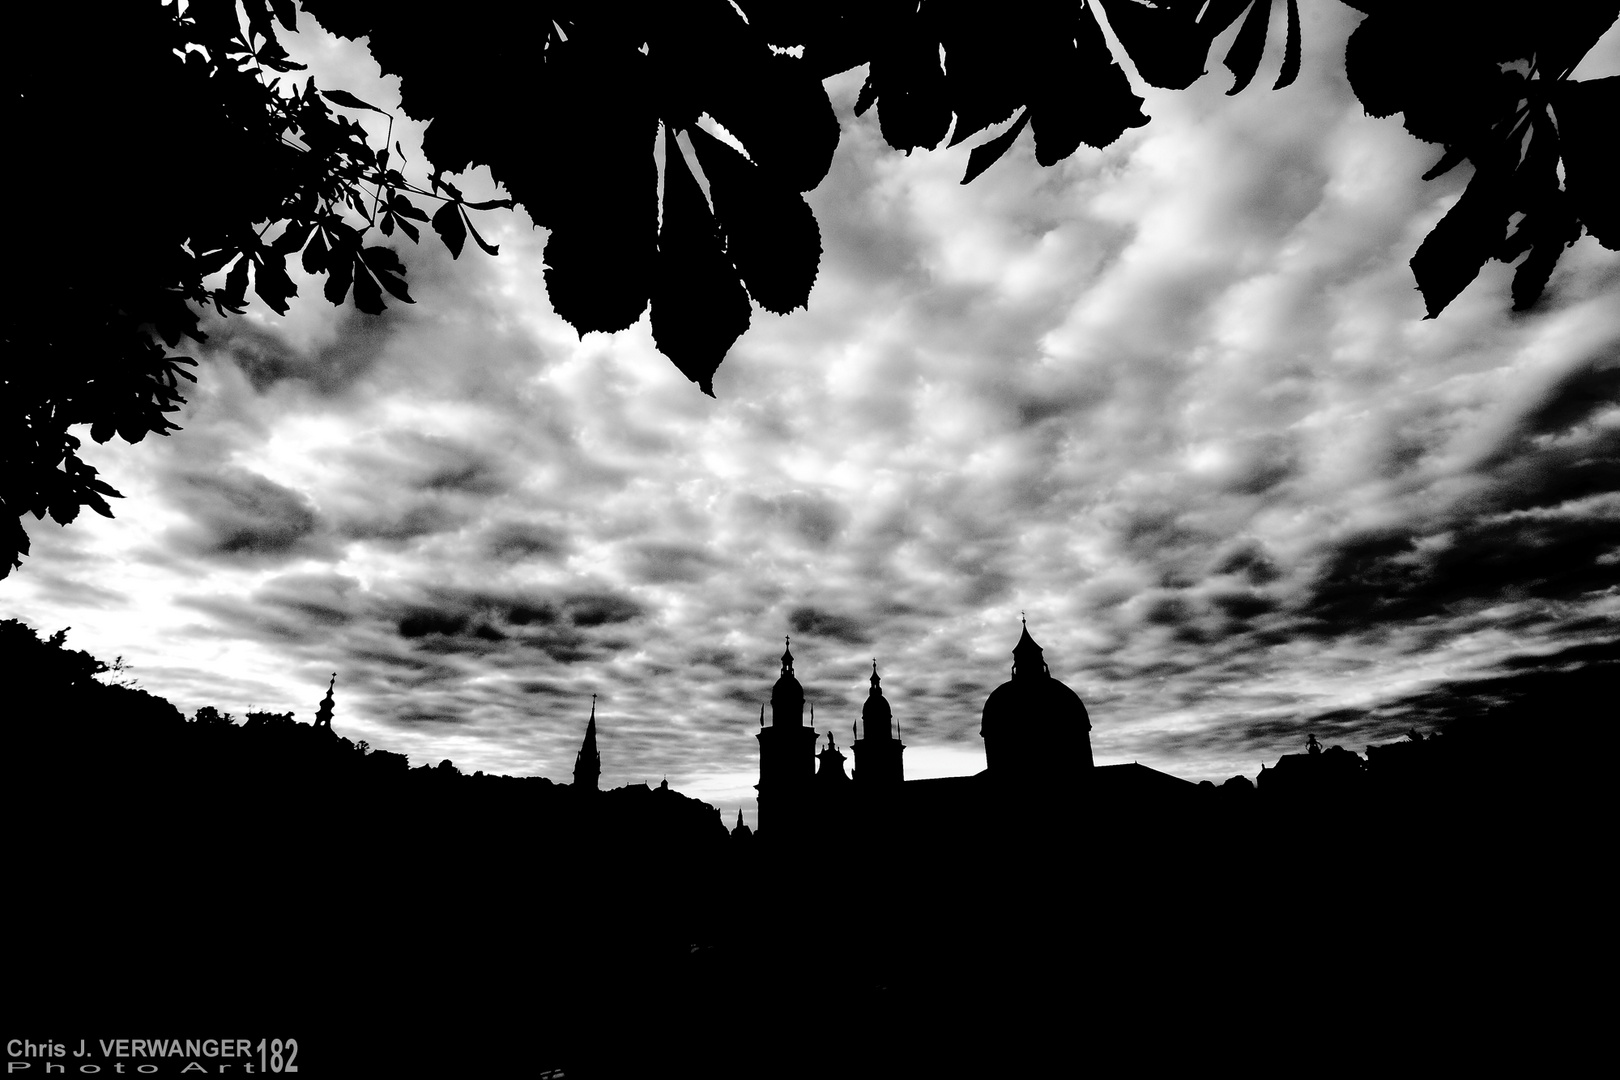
(4, 3, 509, 579)
(4, 2, 1616, 577)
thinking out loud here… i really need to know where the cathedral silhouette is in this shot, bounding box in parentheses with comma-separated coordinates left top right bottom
(736, 620, 1196, 843)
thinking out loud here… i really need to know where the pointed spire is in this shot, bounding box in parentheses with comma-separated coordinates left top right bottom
(870, 658, 882, 692)
(574, 694, 601, 791)
(313, 672, 337, 730)
(781, 636, 794, 675)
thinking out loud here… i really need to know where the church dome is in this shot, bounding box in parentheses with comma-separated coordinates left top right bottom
(980, 623, 1092, 775)
(980, 674, 1090, 736)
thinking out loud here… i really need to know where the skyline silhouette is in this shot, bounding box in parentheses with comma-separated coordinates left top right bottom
(6, 610, 1594, 1075)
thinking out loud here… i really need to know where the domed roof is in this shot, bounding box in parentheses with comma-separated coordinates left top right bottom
(981, 676, 1089, 734)
(980, 623, 1090, 736)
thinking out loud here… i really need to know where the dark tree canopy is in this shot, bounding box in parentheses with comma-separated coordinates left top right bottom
(4, 1, 1616, 578)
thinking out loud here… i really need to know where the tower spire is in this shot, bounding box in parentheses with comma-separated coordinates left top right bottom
(574, 694, 601, 791)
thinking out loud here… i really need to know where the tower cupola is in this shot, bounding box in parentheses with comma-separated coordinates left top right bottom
(313, 673, 337, 732)
(770, 636, 806, 727)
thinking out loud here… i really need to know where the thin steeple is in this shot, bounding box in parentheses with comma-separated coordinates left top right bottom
(574, 694, 601, 791)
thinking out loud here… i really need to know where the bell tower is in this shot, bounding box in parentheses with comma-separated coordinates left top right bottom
(755, 638, 820, 839)
(852, 661, 904, 787)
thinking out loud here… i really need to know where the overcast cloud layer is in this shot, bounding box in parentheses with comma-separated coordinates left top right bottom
(7, 6, 1618, 821)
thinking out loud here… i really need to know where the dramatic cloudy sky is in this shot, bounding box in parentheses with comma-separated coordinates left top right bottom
(7, 5, 1618, 821)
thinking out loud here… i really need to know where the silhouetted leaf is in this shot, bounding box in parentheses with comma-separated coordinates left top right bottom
(651, 133, 752, 395)
(252, 253, 296, 315)
(962, 110, 1029, 184)
(302, 228, 329, 273)
(389, 194, 428, 221)
(689, 125, 821, 314)
(432, 199, 467, 259)
(363, 247, 413, 303)
(270, 219, 313, 256)
(1097, 0, 1220, 91)
(524, 39, 656, 335)
(1273, 0, 1300, 90)
(222, 256, 249, 311)
(870, 12, 952, 155)
(324, 248, 353, 306)
(1411, 161, 1513, 318)
(1553, 76, 1620, 250)
(1029, 8, 1147, 159)
(939, 7, 1025, 149)
(1510, 206, 1580, 311)
(855, 71, 878, 116)
(1224, 0, 1273, 96)
(270, 0, 298, 32)
(544, 225, 651, 335)
(462, 210, 500, 256)
(319, 88, 385, 114)
(1422, 143, 1469, 183)
(1344, 11, 1405, 118)
(703, 52, 840, 193)
(351, 258, 384, 314)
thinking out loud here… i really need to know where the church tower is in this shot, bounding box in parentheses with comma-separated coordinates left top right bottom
(574, 695, 601, 791)
(852, 661, 904, 787)
(755, 638, 820, 839)
(313, 673, 336, 733)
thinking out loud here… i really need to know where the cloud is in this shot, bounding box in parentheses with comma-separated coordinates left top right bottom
(162, 465, 328, 563)
(788, 606, 870, 646)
